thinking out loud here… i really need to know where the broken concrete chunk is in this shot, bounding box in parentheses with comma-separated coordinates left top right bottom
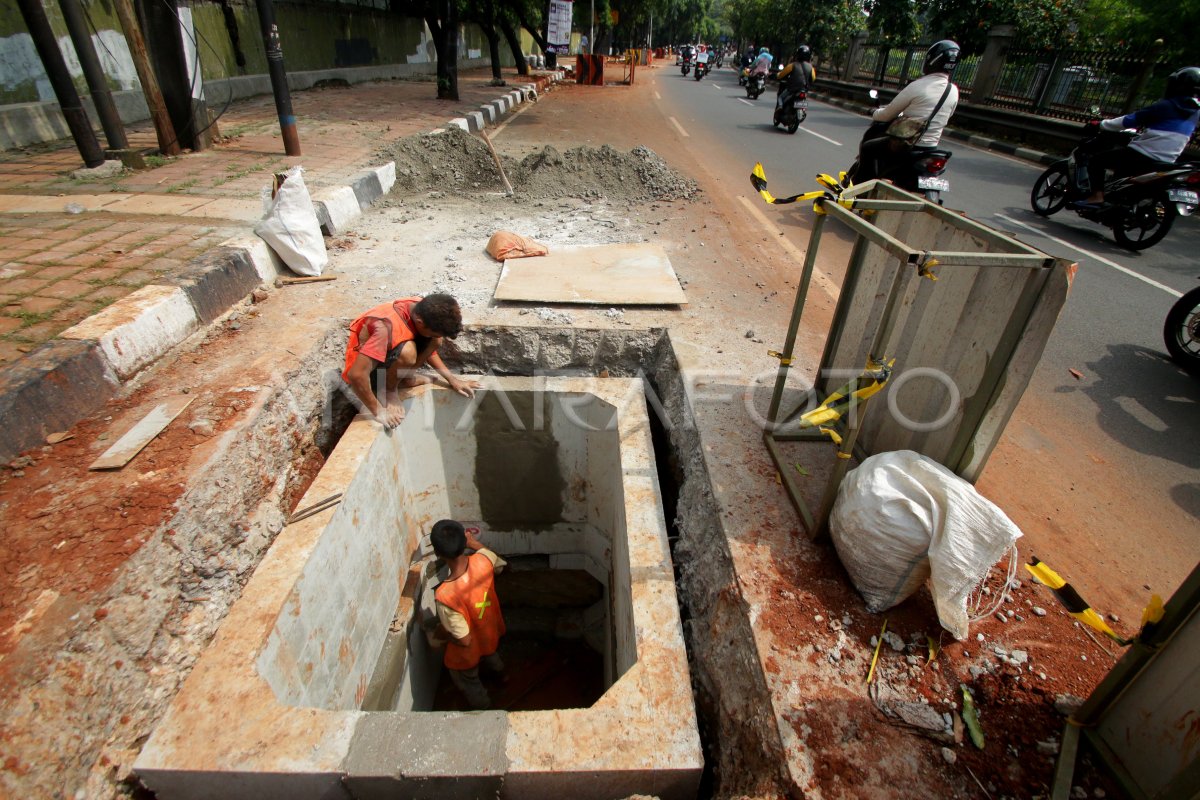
(1055, 694, 1084, 716)
(941, 746, 957, 764)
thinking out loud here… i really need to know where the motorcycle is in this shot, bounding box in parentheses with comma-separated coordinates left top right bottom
(1030, 122, 1200, 250)
(681, 56, 692, 76)
(773, 89, 808, 134)
(1164, 281, 1200, 375)
(745, 71, 766, 100)
(694, 60, 710, 81)
(845, 90, 953, 202)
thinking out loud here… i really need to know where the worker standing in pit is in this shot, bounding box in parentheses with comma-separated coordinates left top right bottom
(341, 293, 481, 428)
(431, 520, 507, 709)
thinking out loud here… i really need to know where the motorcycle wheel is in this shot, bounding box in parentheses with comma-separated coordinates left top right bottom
(1164, 285, 1200, 375)
(1114, 194, 1176, 250)
(695, 71, 702, 81)
(787, 119, 800, 134)
(1030, 163, 1069, 216)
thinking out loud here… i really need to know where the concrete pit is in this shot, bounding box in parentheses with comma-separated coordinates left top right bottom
(135, 375, 702, 799)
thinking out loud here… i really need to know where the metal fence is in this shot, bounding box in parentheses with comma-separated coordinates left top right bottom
(849, 43, 981, 100)
(987, 48, 1165, 121)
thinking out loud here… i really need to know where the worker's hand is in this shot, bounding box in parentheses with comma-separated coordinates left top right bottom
(448, 376, 481, 399)
(376, 404, 405, 429)
(464, 526, 484, 551)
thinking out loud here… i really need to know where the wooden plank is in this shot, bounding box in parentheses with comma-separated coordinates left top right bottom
(493, 243, 687, 305)
(88, 395, 193, 470)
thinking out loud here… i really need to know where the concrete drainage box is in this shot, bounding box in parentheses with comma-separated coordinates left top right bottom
(135, 377, 702, 800)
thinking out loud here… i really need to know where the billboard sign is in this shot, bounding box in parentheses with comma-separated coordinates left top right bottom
(546, 0, 573, 53)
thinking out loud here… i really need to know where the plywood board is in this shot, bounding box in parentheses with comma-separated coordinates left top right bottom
(88, 395, 193, 470)
(493, 243, 687, 305)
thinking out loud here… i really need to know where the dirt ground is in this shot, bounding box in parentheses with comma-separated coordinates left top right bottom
(0, 71, 1162, 799)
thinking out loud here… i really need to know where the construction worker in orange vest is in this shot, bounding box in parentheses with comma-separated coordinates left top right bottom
(341, 293, 481, 428)
(431, 519, 507, 709)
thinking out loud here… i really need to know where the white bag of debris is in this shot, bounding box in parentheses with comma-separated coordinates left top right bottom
(830, 450, 1022, 639)
(255, 165, 328, 276)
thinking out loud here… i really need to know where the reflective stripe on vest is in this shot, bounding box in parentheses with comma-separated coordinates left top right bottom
(434, 553, 505, 670)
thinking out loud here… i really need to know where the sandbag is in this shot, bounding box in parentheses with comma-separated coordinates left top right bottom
(486, 230, 549, 261)
(830, 450, 1022, 639)
(254, 166, 328, 276)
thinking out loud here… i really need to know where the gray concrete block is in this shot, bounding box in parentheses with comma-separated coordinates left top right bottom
(464, 111, 484, 133)
(344, 711, 508, 799)
(350, 170, 384, 209)
(167, 246, 262, 324)
(0, 339, 118, 463)
(479, 105, 496, 125)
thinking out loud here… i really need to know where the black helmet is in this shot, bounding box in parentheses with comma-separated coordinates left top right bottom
(796, 44, 812, 62)
(924, 40, 960, 74)
(1166, 66, 1200, 103)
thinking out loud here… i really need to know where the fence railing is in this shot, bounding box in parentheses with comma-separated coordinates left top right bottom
(844, 34, 1164, 123)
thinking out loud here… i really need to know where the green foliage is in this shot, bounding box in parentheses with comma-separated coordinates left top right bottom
(865, 0, 920, 44)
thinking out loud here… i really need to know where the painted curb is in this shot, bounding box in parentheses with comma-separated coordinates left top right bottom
(0, 72, 562, 462)
(60, 285, 199, 381)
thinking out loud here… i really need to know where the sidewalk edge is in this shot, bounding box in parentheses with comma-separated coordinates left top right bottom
(0, 72, 560, 462)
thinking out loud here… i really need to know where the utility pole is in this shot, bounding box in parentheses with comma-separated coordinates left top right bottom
(59, 0, 128, 150)
(112, 0, 180, 155)
(16, 0, 105, 167)
(254, 0, 301, 156)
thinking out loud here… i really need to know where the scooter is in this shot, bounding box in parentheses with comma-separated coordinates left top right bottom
(1164, 281, 1200, 375)
(745, 71, 766, 100)
(694, 60, 710, 81)
(1030, 121, 1200, 250)
(681, 56, 692, 76)
(773, 89, 808, 134)
(845, 91, 953, 202)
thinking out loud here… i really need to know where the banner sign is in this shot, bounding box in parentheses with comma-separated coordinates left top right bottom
(546, 0, 573, 53)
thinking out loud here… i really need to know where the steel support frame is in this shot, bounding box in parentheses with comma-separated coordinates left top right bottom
(762, 182, 1055, 538)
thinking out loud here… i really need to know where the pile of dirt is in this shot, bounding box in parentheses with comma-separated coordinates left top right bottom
(383, 127, 698, 203)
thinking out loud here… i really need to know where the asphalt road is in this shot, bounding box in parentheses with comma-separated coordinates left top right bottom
(656, 64, 1199, 600)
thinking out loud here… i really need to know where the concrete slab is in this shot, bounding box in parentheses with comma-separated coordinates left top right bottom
(180, 198, 263, 222)
(494, 243, 688, 305)
(99, 194, 214, 215)
(313, 185, 362, 235)
(166, 246, 262, 324)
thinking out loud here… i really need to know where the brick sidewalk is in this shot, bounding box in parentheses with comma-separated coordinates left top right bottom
(0, 69, 540, 367)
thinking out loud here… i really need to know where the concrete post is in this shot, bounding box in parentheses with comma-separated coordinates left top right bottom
(843, 31, 868, 82)
(971, 24, 1015, 102)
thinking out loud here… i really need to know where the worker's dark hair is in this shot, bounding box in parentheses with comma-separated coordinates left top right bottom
(430, 519, 467, 558)
(413, 293, 463, 339)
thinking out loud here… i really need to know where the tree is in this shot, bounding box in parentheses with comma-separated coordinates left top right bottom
(865, 0, 919, 44)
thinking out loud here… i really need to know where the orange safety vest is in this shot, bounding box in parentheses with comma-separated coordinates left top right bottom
(434, 553, 505, 670)
(341, 297, 421, 382)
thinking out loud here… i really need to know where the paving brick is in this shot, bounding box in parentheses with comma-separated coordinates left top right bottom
(3, 277, 51, 295)
(86, 285, 134, 304)
(37, 280, 94, 300)
(116, 269, 156, 287)
(59, 252, 106, 268)
(34, 265, 85, 281)
(75, 267, 125, 283)
(0, 341, 26, 365)
(15, 296, 63, 314)
(51, 302, 95, 326)
(17, 319, 69, 342)
(0, 316, 22, 335)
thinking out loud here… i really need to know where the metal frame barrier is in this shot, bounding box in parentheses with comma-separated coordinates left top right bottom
(762, 180, 1072, 536)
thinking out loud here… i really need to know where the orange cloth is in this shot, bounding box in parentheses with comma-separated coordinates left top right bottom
(485, 231, 549, 261)
(434, 553, 505, 670)
(341, 297, 421, 381)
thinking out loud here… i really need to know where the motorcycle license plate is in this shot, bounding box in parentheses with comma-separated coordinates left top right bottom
(917, 176, 949, 192)
(793, 100, 808, 109)
(1168, 188, 1199, 204)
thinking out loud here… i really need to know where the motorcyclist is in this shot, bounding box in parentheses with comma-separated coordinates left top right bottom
(776, 45, 816, 110)
(851, 40, 960, 183)
(751, 46, 774, 77)
(1076, 66, 1200, 208)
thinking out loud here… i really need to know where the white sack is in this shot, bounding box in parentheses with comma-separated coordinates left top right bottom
(254, 166, 328, 276)
(830, 450, 1022, 639)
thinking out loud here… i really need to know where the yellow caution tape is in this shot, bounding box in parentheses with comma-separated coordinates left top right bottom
(1025, 557, 1129, 645)
(751, 162, 856, 211)
(797, 358, 894, 443)
(866, 618, 888, 684)
(916, 251, 940, 281)
(1140, 594, 1165, 629)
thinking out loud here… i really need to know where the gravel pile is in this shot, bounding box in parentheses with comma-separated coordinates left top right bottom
(382, 128, 698, 203)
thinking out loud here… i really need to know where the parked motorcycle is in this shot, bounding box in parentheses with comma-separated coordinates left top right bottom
(694, 60, 710, 81)
(773, 90, 808, 134)
(1164, 281, 1200, 375)
(745, 72, 766, 99)
(1030, 122, 1200, 250)
(845, 91, 953, 202)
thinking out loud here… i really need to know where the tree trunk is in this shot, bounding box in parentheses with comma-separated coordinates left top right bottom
(515, 8, 550, 53)
(499, 17, 529, 76)
(484, 25, 503, 82)
(425, 6, 459, 100)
